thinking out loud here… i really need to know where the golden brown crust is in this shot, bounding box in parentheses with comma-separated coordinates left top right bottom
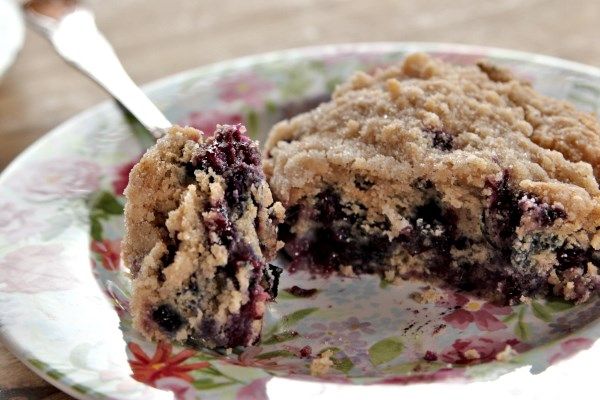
(265, 53, 600, 230)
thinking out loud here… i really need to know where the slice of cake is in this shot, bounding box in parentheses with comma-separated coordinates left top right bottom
(123, 124, 285, 348)
(264, 53, 600, 304)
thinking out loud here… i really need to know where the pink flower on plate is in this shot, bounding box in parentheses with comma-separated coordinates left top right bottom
(217, 72, 274, 107)
(155, 377, 196, 400)
(439, 292, 511, 332)
(236, 377, 270, 400)
(347, 350, 370, 368)
(304, 321, 369, 355)
(13, 158, 101, 201)
(441, 336, 530, 365)
(337, 331, 368, 356)
(341, 316, 376, 335)
(0, 244, 76, 293)
(112, 158, 140, 196)
(91, 239, 121, 271)
(304, 321, 344, 345)
(549, 337, 594, 365)
(0, 202, 45, 240)
(183, 110, 243, 136)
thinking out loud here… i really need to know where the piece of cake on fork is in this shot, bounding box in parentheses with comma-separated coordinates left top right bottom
(123, 124, 284, 349)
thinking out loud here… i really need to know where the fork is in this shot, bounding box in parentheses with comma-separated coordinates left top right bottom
(23, 0, 171, 138)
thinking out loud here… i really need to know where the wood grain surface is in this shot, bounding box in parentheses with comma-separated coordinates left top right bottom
(1, 0, 600, 399)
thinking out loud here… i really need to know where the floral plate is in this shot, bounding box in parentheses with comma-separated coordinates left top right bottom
(2, 43, 600, 400)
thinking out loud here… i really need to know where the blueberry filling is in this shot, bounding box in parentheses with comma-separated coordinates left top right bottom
(355, 175, 375, 190)
(160, 243, 178, 267)
(196, 205, 275, 346)
(284, 170, 594, 303)
(152, 304, 184, 333)
(556, 245, 590, 271)
(482, 171, 522, 252)
(308, 189, 393, 273)
(482, 171, 567, 254)
(153, 125, 280, 347)
(425, 129, 454, 151)
(289, 188, 457, 274)
(316, 188, 343, 224)
(191, 284, 265, 349)
(187, 277, 198, 293)
(221, 283, 267, 348)
(402, 200, 457, 256)
(412, 178, 435, 190)
(519, 196, 567, 227)
(193, 125, 263, 209)
(278, 204, 301, 243)
(454, 236, 470, 250)
(195, 318, 217, 342)
(206, 205, 235, 245)
(480, 172, 582, 297)
(158, 242, 179, 283)
(227, 239, 262, 272)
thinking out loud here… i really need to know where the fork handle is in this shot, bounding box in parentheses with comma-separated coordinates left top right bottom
(24, 1, 170, 137)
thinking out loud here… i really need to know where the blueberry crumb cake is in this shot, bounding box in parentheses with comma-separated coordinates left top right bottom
(123, 124, 284, 348)
(126, 53, 600, 351)
(264, 53, 600, 305)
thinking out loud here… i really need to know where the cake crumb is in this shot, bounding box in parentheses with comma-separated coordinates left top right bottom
(340, 265, 355, 277)
(587, 262, 598, 276)
(591, 232, 600, 250)
(548, 270, 560, 285)
(495, 344, 518, 362)
(464, 349, 481, 360)
(519, 295, 532, 304)
(564, 281, 576, 299)
(272, 201, 286, 220)
(410, 288, 443, 304)
(310, 350, 334, 376)
(383, 269, 396, 282)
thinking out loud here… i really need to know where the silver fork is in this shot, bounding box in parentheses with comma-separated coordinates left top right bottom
(23, 0, 171, 138)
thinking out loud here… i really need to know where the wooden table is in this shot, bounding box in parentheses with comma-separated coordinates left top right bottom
(1, 0, 600, 398)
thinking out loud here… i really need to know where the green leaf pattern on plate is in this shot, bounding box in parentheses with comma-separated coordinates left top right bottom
(368, 337, 404, 366)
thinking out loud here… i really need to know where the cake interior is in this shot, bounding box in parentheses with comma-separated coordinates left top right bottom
(280, 171, 600, 305)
